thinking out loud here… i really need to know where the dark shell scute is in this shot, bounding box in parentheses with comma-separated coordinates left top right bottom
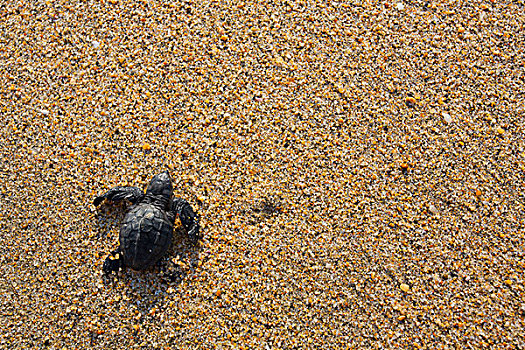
(119, 204, 173, 270)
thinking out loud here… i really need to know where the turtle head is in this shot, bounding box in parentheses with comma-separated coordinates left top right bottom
(146, 170, 173, 198)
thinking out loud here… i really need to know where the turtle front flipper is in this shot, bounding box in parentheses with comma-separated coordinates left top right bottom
(171, 198, 200, 240)
(94, 186, 144, 207)
(103, 248, 123, 274)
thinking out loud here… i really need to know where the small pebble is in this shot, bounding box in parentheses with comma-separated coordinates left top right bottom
(442, 112, 453, 124)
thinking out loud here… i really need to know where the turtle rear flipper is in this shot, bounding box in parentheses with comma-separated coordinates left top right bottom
(94, 186, 144, 206)
(103, 249, 123, 274)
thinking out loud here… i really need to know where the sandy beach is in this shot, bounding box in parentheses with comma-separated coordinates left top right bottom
(1, 0, 524, 348)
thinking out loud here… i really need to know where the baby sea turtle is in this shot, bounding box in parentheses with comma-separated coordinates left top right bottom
(94, 170, 200, 274)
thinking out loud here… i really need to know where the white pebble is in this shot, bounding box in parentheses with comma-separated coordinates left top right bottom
(396, 3, 405, 10)
(442, 112, 453, 124)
